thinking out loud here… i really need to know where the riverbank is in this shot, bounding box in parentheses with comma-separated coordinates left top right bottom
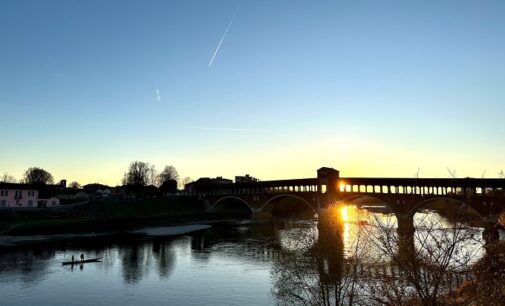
(0, 212, 217, 235)
(0, 197, 252, 247)
(0, 223, 227, 247)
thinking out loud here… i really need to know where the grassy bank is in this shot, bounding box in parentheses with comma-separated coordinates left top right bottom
(0, 196, 250, 236)
(3, 219, 103, 236)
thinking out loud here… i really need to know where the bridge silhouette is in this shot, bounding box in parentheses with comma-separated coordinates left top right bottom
(192, 167, 505, 240)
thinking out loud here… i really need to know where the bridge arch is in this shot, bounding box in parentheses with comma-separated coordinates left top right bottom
(259, 194, 317, 218)
(209, 196, 254, 215)
(339, 194, 488, 220)
(412, 197, 484, 220)
(338, 194, 397, 214)
(339, 194, 389, 204)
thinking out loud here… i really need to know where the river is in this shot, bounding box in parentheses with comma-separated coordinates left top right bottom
(0, 206, 502, 305)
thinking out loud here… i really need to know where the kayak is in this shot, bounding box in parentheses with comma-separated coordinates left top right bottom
(62, 258, 102, 265)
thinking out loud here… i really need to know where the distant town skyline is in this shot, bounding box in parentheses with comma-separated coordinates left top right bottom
(1, 0, 504, 185)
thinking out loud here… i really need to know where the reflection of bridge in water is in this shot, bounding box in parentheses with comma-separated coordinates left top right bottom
(190, 221, 477, 293)
(193, 167, 505, 242)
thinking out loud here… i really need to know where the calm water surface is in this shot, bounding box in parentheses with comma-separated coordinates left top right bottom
(0, 207, 500, 306)
(0, 221, 314, 306)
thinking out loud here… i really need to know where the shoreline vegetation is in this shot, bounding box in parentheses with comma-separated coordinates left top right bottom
(0, 197, 251, 247)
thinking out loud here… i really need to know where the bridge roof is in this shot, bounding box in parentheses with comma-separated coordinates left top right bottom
(339, 177, 505, 188)
(194, 178, 319, 191)
(192, 175, 505, 192)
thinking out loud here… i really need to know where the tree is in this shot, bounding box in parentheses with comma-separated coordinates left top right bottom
(23, 167, 54, 184)
(1, 172, 16, 183)
(69, 181, 81, 189)
(362, 204, 481, 306)
(149, 164, 158, 186)
(272, 204, 369, 306)
(181, 176, 192, 188)
(459, 243, 505, 305)
(122, 161, 155, 186)
(499, 170, 504, 178)
(158, 165, 179, 185)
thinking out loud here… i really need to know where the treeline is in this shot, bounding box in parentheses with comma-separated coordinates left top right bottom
(1, 161, 194, 189)
(121, 161, 192, 189)
(1, 167, 59, 185)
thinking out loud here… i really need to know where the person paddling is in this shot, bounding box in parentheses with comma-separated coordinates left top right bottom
(80, 253, 84, 262)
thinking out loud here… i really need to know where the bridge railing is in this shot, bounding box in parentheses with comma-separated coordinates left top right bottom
(194, 178, 321, 196)
(337, 177, 505, 197)
(193, 176, 505, 200)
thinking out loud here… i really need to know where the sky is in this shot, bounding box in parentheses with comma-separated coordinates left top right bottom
(1, 0, 504, 185)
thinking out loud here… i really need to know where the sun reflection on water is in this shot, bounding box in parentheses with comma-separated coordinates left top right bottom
(340, 206, 349, 222)
(339, 205, 357, 257)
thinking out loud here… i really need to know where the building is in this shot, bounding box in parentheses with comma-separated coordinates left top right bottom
(160, 179, 178, 195)
(193, 177, 233, 185)
(83, 183, 112, 199)
(56, 189, 90, 201)
(211, 177, 233, 184)
(185, 177, 233, 194)
(38, 197, 60, 208)
(83, 183, 111, 194)
(0, 183, 61, 208)
(0, 183, 39, 208)
(235, 174, 259, 183)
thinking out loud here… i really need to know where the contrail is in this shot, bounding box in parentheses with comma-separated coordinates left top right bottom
(180, 125, 268, 132)
(209, 9, 238, 67)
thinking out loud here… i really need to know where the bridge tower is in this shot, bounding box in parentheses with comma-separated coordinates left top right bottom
(317, 167, 340, 207)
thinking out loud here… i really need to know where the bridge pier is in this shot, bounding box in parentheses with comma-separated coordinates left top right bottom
(396, 214, 416, 259)
(252, 210, 272, 221)
(316, 211, 345, 284)
(482, 220, 500, 247)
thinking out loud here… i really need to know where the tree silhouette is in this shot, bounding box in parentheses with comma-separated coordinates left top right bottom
(181, 176, 192, 189)
(122, 161, 155, 186)
(158, 165, 179, 185)
(362, 205, 482, 306)
(1, 172, 16, 183)
(69, 181, 81, 189)
(23, 167, 54, 184)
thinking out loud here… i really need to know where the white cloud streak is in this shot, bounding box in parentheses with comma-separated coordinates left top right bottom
(180, 125, 268, 132)
(209, 9, 238, 67)
(156, 89, 161, 102)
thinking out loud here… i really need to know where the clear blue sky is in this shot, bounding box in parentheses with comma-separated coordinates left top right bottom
(1, 0, 504, 185)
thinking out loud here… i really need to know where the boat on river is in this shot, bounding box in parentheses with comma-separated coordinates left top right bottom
(61, 258, 102, 265)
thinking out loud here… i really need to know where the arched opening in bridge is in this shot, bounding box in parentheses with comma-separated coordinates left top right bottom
(410, 197, 487, 265)
(261, 195, 316, 219)
(211, 197, 253, 219)
(340, 194, 394, 215)
(414, 198, 482, 226)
